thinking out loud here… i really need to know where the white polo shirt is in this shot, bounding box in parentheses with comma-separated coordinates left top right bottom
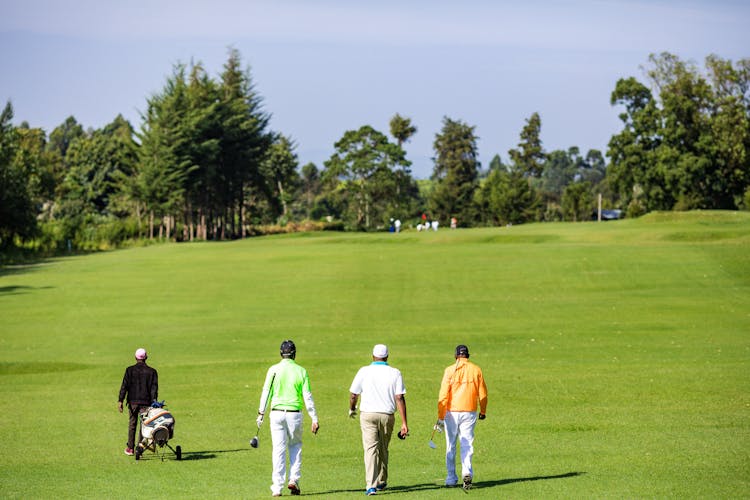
(349, 361, 406, 414)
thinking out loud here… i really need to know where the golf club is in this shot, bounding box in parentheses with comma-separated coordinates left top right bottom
(251, 372, 275, 449)
(428, 428, 438, 449)
(250, 422, 262, 448)
(428, 418, 442, 449)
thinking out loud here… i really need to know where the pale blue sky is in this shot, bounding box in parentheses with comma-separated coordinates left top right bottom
(1, 0, 748, 178)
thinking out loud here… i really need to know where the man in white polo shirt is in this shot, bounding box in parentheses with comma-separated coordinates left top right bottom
(349, 344, 409, 496)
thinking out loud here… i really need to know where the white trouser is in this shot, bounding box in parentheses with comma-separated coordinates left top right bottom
(444, 411, 477, 484)
(269, 410, 304, 495)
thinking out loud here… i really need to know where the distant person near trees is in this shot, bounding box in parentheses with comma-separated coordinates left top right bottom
(435, 344, 487, 490)
(349, 344, 409, 496)
(256, 340, 319, 497)
(118, 348, 158, 456)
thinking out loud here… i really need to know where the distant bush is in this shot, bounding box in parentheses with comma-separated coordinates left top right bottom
(246, 220, 344, 237)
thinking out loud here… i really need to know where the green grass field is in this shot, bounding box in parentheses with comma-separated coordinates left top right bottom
(1, 211, 749, 499)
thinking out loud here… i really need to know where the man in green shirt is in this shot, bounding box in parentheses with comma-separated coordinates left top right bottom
(257, 340, 320, 497)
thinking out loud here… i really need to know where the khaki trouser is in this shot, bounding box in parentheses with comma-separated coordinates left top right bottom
(360, 412, 395, 490)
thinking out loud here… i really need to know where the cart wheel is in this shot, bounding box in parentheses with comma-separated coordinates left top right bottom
(135, 448, 142, 461)
(175, 446, 182, 461)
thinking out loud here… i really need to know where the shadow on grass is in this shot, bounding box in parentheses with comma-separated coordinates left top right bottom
(305, 483, 445, 496)
(0, 262, 46, 277)
(179, 448, 247, 461)
(305, 472, 585, 496)
(0, 285, 54, 296)
(474, 471, 586, 488)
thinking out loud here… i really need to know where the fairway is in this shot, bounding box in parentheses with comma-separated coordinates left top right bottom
(1, 211, 749, 499)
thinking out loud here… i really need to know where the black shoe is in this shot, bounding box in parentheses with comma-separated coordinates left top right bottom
(462, 475, 472, 491)
(288, 483, 300, 495)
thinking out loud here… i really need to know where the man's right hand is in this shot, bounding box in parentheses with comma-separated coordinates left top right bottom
(256, 413, 264, 427)
(118, 401, 123, 413)
(434, 419, 445, 432)
(348, 409, 357, 419)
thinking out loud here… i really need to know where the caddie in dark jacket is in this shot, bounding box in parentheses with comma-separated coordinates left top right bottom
(118, 348, 158, 456)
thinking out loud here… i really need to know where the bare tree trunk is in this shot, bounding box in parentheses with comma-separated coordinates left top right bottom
(278, 180, 287, 217)
(241, 204, 246, 238)
(149, 211, 154, 240)
(136, 202, 143, 238)
(365, 196, 370, 229)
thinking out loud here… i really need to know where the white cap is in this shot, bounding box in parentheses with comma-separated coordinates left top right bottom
(372, 344, 388, 358)
(135, 348, 147, 360)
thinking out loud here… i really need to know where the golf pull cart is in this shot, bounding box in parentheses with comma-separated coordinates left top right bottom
(135, 401, 182, 461)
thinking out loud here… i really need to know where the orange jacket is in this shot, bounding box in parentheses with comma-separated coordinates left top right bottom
(438, 358, 487, 419)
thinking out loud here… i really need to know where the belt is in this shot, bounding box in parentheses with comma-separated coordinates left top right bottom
(272, 409, 300, 412)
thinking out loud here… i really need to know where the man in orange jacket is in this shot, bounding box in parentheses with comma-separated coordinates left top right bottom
(436, 344, 487, 490)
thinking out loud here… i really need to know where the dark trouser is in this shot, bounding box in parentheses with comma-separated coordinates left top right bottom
(127, 403, 149, 449)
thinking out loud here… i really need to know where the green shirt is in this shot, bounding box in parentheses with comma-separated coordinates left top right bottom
(260, 359, 314, 414)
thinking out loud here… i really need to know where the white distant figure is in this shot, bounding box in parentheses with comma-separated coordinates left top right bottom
(395, 219, 401, 233)
(432, 220, 439, 231)
(417, 223, 423, 232)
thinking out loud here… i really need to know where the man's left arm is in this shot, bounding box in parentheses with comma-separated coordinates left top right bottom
(477, 369, 488, 419)
(302, 372, 319, 434)
(349, 392, 359, 418)
(396, 393, 409, 436)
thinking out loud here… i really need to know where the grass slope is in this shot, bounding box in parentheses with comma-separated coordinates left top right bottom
(1, 211, 749, 498)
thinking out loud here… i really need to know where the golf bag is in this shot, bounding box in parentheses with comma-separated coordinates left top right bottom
(135, 401, 181, 460)
(141, 406, 174, 445)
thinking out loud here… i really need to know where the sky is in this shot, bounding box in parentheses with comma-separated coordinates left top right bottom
(1, 0, 748, 179)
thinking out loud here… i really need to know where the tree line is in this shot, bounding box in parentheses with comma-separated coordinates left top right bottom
(1, 50, 748, 254)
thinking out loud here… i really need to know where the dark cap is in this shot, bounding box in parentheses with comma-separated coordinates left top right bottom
(280, 340, 296, 359)
(455, 344, 469, 358)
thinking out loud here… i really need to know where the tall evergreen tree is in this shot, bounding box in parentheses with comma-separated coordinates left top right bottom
(430, 116, 480, 226)
(508, 112, 545, 178)
(261, 134, 299, 220)
(137, 63, 193, 238)
(299, 162, 321, 219)
(0, 101, 36, 246)
(218, 48, 272, 236)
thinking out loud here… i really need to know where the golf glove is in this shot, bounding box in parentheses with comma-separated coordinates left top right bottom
(256, 413, 264, 427)
(434, 420, 445, 432)
(348, 409, 357, 418)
